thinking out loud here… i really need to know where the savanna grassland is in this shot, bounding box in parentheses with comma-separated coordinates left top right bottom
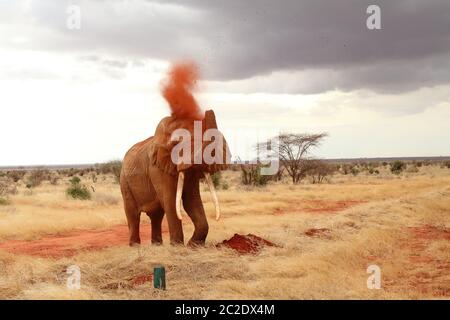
(0, 162, 449, 299)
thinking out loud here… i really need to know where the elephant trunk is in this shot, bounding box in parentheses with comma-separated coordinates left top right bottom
(203, 172, 221, 221)
(176, 171, 185, 220)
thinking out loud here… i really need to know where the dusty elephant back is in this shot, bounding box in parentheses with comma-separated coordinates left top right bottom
(121, 136, 154, 178)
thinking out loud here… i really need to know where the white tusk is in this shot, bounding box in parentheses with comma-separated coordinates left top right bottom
(175, 171, 185, 220)
(204, 172, 221, 221)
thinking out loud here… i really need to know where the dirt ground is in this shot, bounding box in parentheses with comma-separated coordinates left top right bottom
(0, 166, 449, 299)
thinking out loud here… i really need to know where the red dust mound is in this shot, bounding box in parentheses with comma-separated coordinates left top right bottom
(217, 233, 278, 255)
(160, 61, 204, 120)
(0, 223, 168, 258)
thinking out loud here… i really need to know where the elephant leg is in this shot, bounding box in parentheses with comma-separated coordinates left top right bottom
(152, 169, 184, 245)
(148, 208, 164, 245)
(164, 198, 184, 245)
(125, 201, 141, 246)
(183, 178, 209, 247)
(121, 180, 141, 246)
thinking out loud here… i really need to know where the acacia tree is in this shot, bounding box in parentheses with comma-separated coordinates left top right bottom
(258, 133, 328, 184)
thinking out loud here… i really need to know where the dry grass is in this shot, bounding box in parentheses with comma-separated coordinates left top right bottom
(0, 167, 449, 299)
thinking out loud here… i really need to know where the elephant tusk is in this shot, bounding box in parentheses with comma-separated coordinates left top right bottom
(176, 171, 185, 220)
(204, 172, 221, 221)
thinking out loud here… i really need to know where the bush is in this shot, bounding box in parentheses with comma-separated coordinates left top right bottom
(308, 160, 335, 183)
(66, 176, 91, 200)
(406, 165, 419, 173)
(240, 164, 270, 186)
(98, 161, 122, 183)
(445, 161, 450, 169)
(221, 180, 229, 190)
(26, 169, 51, 188)
(211, 172, 221, 188)
(69, 176, 81, 185)
(0, 181, 10, 205)
(7, 170, 26, 183)
(390, 161, 406, 174)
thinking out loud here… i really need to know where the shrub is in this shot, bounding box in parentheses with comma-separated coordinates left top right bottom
(308, 160, 335, 183)
(69, 176, 81, 185)
(66, 176, 91, 200)
(240, 164, 270, 186)
(211, 172, 222, 189)
(66, 184, 91, 200)
(7, 170, 26, 183)
(98, 161, 122, 183)
(26, 169, 51, 188)
(390, 161, 406, 174)
(0, 181, 10, 205)
(221, 180, 229, 190)
(49, 175, 60, 185)
(406, 165, 419, 173)
(445, 161, 450, 169)
(350, 167, 359, 176)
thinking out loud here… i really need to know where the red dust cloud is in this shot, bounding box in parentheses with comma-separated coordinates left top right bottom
(161, 61, 204, 120)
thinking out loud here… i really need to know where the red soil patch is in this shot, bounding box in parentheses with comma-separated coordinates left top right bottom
(0, 222, 168, 258)
(372, 225, 450, 297)
(217, 233, 278, 254)
(304, 200, 364, 213)
(101, 273, 153, 290)
(408, 225, 450, 242)
(304, 228, 331, 238)
(274, 200, 364, 215)
(130, 274, 153, 286)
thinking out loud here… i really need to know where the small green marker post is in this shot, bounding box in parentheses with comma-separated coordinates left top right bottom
(153, 266, 166, 290)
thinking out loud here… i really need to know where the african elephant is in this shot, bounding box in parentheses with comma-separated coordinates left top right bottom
(120, 110, 230, 246)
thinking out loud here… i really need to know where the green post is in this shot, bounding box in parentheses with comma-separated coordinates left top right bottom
(153, 266, 166, 290)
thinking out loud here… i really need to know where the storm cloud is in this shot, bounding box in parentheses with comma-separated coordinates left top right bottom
(1, 0, 450, 93)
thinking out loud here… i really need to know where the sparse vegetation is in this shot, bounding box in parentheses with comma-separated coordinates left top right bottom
(26, 169, 51, 188)
(98, 161, 122, 183)
(0, 165, 449, 299)
(240, 163, 270, 186)
(259, 133, 328, 184)
(7, 170, 26, 183)
(211, 172, 221, 188)
(308, 160, 335, 184)
(391, 160, 406, 174)
(66, 176, 91, 200)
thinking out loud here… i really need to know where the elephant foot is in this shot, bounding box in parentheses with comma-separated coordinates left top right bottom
(129, 238, 141, 247)
(151, 239, 163, 246)
(187, 239, 206, 248)
(169, 239, 185, 246)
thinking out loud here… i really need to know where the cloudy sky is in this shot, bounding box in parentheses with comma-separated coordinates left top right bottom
(1, 0, 449, 165)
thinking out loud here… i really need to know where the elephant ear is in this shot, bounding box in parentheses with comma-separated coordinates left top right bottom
(148, 142, 177, 176)
(148, 117, 178, 176)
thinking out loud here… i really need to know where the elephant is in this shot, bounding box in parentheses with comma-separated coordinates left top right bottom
(120, 110, 230, 246)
